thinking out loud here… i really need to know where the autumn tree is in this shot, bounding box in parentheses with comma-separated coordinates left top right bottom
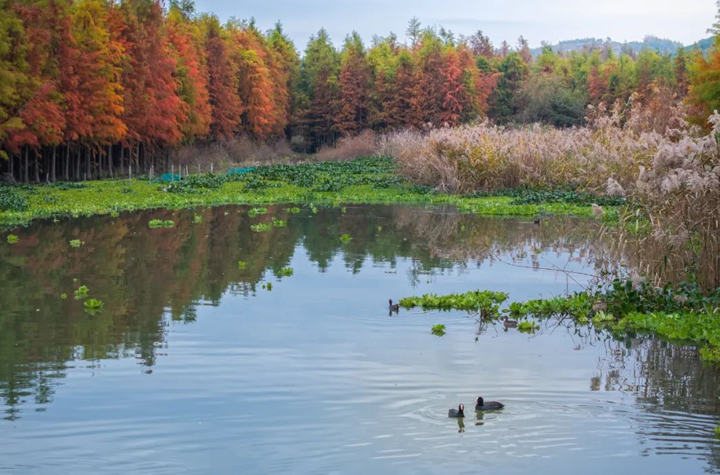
(202, 15, 243, 140)
(166, 3, 211, 142)
(335, 32, 370, 135)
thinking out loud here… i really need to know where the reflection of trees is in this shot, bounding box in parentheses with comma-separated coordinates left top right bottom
(589, 333, 720, 471)
(0, 204, 713, 426)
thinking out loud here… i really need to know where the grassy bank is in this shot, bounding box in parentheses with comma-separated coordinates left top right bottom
(0, 157, 616, 227)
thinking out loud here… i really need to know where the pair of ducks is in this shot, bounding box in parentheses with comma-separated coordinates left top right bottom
(449, 397, 504, 418)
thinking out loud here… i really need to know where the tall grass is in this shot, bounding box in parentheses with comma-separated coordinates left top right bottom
(380, 98, 720, 289)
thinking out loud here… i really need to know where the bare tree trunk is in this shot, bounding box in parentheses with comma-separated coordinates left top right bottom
(108, 144, 114, 178)
(51, 146, 56, 182)
(35, 148, 41, 183)
(64, 143, 70, 181)
(85, 146, 91, 180)
(98, 147, 103, 178)
(75, 148, 81, 181)
(120, 146, 125, 176)
(9, 152, 13, 180)
(24, 147, 29, 183)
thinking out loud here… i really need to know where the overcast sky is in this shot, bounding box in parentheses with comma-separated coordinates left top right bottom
(194, 0, 716, 50)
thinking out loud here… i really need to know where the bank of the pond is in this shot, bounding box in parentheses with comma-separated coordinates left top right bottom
(0, 157, 618, 227)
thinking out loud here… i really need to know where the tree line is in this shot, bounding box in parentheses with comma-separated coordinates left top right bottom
(0, 0, 718, 182)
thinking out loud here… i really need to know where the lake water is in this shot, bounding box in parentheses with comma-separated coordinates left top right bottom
(1, 205, 719, 474)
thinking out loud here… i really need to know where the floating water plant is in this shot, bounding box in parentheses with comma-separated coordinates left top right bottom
(400, 290, 508, 317)
(272, 218, 286, 227)
(83, 298, 104, 315)
(286, 207, 301, 214)
(7, 234, 18, 244)
(248, 207, 268, 217)
(60, 293, 67, 300)
(84, 299, 104, 310)
(193, 214, 202, 224)
(238, 261, 248, 270)
(148, 219, 175, 228)
(251, 223, 272, 232)
(340, 233, 352, 244)
(69, 239, 84, 248)
(277, 267, 294, 277)
(431, 324, 446, 336)
(74, 285, 89, 300)
(517, 320, 540, 333)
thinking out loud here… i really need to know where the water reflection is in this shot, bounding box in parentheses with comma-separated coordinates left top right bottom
(0, 204, 718, 474)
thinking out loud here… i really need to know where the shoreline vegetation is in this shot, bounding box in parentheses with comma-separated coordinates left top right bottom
(400, 284, 720, 365)
(0, 157, 617, 227)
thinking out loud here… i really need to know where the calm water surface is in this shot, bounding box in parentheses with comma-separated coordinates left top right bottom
(1, 205, 719, 474)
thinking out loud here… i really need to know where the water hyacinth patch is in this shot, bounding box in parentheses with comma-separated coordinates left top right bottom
(431, 324, 446, 336)
(277, 267, 294, 277)
(7, 234, 18, 244)
(340, 233, 352, 244)
(149, 219, 175, 229)
(69, 239, 84, 248)
(74, 285, 89, 300)
(251, 223, 272, 232)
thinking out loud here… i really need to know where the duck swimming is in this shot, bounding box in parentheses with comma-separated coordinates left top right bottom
(388, 299, 400, 312)
(503, 316, 518, 328)
(448, 404, 465, 418)
(475, 396, 504, 411)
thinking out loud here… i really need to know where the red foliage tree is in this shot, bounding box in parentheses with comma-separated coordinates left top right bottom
(204, 18, 243, 140)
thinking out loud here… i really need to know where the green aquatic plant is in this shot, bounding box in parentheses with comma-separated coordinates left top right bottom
(272, 218, 286, 227)
(83, 298, 104, 315)
(148, 219, 175, 229)
(400, 290, 509, 316)
(84, 298, 104, 310)
(0, 187, 29, 212)
(286, 207, 301, 214)
(193, 214, 202, 224)
(251, 223, 272, 232)
(238, 261, 248, 270)
(248, 207, 268, 217)
(0, 157, 618, 227)
(6, 234, 18, 244)
(277, 267, 294, 277)
(60, 293, 67, 300)
(266, 282, 273, 291)
(340, 233, 352, 244)
(69, 239, 84, 248)
(431, 324, 446, 336)
(517, 320, 540, 333)
(74, 285, 89, 300)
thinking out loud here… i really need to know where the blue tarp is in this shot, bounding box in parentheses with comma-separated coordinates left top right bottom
(153, 173, 183, 183)
(227, 167, 255, 175)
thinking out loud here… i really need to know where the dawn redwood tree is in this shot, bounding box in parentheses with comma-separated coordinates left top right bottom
(120, 0, 185, 157)
(335, 32, 370, 135)
(202, 15, 243, 140)
(229, 21, 277, 140)
(300, 28, 339, 148)
(0, 0, 28, 160)
(267, 22, 299, 138)
(439, 47, 464, 126)
(412, 31, 445, 127)
(166, 3, 211, 142)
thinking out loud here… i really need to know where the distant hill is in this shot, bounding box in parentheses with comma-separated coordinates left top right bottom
(530, 35, 714, 57)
